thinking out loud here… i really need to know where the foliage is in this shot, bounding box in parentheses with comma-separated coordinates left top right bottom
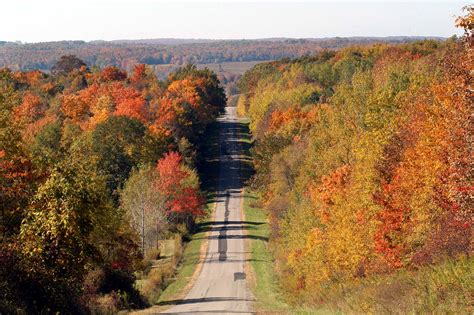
(156, 152, 204, 222)
(239, 34, 472, 312)
(0, 56, 223, 312)
(51, 54, 88, 75)
(17, 161, 119, 313)
(0, 38, 430, 74)
(91, 116, 147, 196)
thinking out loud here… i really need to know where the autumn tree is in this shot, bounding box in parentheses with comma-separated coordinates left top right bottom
(152, 65, 226, 141)
(91, 116, 147, 197)
(0, 60, 221, 312)
(51, 55, 87, 75)
(30, 120, 63, 171)
(98, 66, 127, 82)
(238, 35, 472, 309)
(0, 69, 37, 237)
(156, 152, 204, 226)
(19, 161, 112, 311)
(456, 5, 473, 45)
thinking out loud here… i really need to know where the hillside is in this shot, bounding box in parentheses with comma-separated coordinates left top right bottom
(0, 37, 443, 72)
(236, 34, 472, 313)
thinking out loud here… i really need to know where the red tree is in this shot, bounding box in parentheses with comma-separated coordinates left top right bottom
(155, 152, 203, 217)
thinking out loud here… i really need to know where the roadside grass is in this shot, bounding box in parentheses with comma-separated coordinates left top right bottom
(243, 191, 336, 315)
(243, 190, 289, 312)
(156, 210, 212, 304)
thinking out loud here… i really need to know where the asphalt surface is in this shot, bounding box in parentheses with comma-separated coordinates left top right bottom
(162, 106, 253, 314)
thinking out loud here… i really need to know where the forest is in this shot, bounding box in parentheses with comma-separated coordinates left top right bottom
(0, 37, 441, 73)
(0, 37, 444, 111)
(0, 56, 226, 313)
(237, 12, 472, 313)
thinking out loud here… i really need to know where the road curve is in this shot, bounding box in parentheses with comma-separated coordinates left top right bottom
(162, 106, 253, 314)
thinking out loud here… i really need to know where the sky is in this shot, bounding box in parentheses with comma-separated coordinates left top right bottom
(2, 1, 469, 42)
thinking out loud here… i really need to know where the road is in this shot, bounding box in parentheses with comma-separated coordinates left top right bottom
(162, 106, 253, 314)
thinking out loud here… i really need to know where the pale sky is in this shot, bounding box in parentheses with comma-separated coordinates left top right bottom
(2, 1, 469, 42)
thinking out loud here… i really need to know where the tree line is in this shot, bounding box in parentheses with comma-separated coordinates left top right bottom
(0, 37, 441, 72)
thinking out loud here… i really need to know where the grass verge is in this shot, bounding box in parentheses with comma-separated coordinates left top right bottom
(156, 211, 213, 304)
(243, 190, 290, 312)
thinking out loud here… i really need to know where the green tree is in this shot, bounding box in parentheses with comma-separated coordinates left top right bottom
(91, 116, 147, 197)
(31, 120, 63, 171)
(19, 161, 112, 310)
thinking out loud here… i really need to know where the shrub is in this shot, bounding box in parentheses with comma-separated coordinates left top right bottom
(89, 292, 121, 315)
(138, 263, 175, 304)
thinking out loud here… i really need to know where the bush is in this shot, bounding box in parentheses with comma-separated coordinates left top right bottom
(138, 263, 175, 304)
(171, 235, 184, 266)
(145, 248, 161, 261)
(236, 95, 248, 117)
(0, 242, 85, 314)
(89, 292, 121, 315)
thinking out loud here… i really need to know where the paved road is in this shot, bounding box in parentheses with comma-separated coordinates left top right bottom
(162, 106, 253, 314)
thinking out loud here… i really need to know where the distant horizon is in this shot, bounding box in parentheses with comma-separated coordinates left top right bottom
(3, 35, 449, 45)
(1, 1, 468, 42)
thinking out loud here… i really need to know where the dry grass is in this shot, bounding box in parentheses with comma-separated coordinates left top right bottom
(298, 255, 474, 314)
(135, 235, 184, 305)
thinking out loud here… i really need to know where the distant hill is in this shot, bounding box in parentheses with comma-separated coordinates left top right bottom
(107, 38, 219, 45)
(0, 37, 446, 73)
